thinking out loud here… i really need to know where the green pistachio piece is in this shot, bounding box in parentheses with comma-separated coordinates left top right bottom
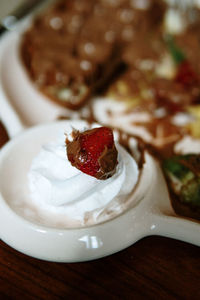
(180, 178, 200, 207)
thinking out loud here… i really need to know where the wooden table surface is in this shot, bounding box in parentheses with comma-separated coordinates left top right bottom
(0, 121, 200, 300)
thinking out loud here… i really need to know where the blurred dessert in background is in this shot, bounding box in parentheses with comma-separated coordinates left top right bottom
(20, 0, 200, 154)
(163, 154, 200, 221)
(21, 0, 166, 109)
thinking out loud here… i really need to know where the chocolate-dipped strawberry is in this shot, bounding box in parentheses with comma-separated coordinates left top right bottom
(66, 127, 118, 180)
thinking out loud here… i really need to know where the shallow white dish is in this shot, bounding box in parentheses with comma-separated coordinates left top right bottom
(0, 120, 200, 262)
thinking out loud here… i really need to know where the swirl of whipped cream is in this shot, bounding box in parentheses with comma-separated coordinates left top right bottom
(28, 129, 139, 226)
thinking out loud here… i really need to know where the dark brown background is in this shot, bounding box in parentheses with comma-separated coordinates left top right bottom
(0, 121, 200, 300)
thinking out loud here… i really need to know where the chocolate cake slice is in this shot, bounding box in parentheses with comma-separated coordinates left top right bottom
(21, 0, 123, 110)
(20, 0, 166, 110)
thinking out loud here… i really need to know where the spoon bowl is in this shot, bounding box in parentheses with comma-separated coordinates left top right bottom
(0, 120, 200, 262)
(0, 120, 159, 261)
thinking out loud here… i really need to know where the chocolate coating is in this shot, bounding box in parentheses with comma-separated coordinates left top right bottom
(66, 128, 118, 180)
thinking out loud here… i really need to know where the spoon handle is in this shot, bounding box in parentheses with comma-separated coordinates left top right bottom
(150, 213, 200, 247)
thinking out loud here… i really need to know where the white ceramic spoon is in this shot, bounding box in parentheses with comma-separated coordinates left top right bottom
(0, 116, 199, 262)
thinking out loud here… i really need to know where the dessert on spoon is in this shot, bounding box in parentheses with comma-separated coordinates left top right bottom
(0, 120, 199, 262)
(28, 123, 139, 228)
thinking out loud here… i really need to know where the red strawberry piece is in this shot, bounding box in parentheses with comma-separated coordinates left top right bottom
(66, 127, 118, 179)
(175, 60, 198, 87)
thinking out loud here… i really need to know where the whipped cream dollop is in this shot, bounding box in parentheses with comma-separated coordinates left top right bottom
(28, 127, 139, 227)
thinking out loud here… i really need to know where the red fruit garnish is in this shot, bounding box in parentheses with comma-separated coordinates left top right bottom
(66, 127, 118, 180)
(175, 61, 198, 87)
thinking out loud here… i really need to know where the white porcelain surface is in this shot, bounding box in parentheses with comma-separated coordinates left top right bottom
(0, 121, 200, 262)
(0, 3, 200, 262)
